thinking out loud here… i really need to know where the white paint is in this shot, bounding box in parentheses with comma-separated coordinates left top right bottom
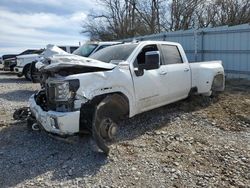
(30, 41, 225, 135)
(15, 54, 40, 75)
(14, 44, 77, 75)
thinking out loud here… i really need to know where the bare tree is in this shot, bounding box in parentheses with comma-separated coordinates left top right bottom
(212, 0, 250, 26)
(132, 0, 163, 33)
(194, 0, 250, 28)
(81, 0, 250, 40)
(164, 0, 205, 31)
(82, 0, 142, 40)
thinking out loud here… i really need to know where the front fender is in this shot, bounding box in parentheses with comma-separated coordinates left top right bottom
(65, 68, 137, 117)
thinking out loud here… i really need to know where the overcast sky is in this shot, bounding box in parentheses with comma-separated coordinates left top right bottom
(0, 0, 98, 55)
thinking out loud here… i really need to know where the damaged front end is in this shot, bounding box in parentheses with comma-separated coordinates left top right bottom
(44, 79, 81, 112)
(29, 78, 82, 135)
(20, 55, 118, 154)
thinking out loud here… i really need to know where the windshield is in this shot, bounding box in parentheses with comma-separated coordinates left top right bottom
(89, 44, 138, 64)
(73, 44, 98, 57)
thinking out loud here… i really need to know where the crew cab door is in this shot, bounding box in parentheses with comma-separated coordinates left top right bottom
(132, 44, 168, 113)
(159, 44, 191, 103)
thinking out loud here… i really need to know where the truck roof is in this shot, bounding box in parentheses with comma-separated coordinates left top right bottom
(85, 41, 121, 45)
(125, 40, 181, 46)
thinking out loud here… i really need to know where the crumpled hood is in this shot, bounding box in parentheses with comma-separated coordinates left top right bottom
(42, 44, 70, 58)
(40, 55, 116, 73)
(35, 45, 75, 69)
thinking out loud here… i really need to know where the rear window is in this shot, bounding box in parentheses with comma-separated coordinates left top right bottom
(90, 44, 138, 64)
(160, 44, 183, 65)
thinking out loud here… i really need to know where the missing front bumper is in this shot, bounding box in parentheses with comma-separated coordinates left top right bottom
(29, 94, 80, 135)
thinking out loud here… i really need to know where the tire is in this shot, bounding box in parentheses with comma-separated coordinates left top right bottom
(23, 64, 31, 81)
(210, 74, 224, 98)
(30, 61, 40, 83)
(92, 94, 128, 155)
(10, 65, 15, 72)
(210, 90, 219, 98)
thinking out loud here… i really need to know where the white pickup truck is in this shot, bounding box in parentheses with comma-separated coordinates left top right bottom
(14, 45, 78, 80)
(28, 41, 225, 154)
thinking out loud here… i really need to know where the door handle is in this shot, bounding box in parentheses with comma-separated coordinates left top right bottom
(184, 68, 190, 72)
(159, 71, 167, 75)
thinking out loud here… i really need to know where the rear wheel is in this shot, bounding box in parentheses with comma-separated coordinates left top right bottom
(210, 74, 224, 98)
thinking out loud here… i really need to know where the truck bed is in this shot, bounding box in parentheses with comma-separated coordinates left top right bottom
(189, 60, 224, 94)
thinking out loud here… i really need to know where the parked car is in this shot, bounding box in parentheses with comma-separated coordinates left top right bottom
(2, 50, 43, 71)
(2, 54, 18, 71)
(30, 44, 76, 82)
(30, 42, 121, 83)
(14, 53, 43, 80)
(0, 56, 4, 69)
(27, 41, 225, 154)
(72, 41, 121, 56)
(58, 46, 79, 54)
(15, 45, 78, 80)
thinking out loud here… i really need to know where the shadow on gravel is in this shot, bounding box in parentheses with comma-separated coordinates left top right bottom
(0, 78, 31, 84)
(0, 90, 37, 102)
(0, 124, 107, 187)
(0, 95, 215, 187)
(118, 95, 215, 142)
(0, 71, 17, 76)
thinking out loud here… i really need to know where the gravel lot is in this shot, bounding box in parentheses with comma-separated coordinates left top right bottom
(0, 70, 249, 187)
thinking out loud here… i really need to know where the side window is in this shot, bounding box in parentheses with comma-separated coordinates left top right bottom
(134, 45, 160, 67)
(94, 45, 110, 52)
(59, 46, 67, 52)
(160, 45, 183, 65)
(70, 47, 78, 53)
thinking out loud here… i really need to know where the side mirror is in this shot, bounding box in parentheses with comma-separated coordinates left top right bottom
(139, 51, 160, 70)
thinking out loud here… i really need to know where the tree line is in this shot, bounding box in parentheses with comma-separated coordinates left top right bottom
(82, 0, 250, 40)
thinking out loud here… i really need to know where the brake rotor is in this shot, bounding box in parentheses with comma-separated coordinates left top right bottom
(100, 118, 117, 140)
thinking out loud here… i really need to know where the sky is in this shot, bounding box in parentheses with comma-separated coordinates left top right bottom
(0, 0, 99, 55)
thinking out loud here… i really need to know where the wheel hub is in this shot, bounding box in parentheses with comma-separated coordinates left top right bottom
(100, 118, 117, 140)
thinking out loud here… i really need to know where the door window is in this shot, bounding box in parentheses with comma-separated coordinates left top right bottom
(94, 45, 110, 52)
(160, 45, 183, 65)
(134, 44, 161, 68)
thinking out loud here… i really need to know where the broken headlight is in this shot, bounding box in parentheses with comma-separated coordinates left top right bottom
(49, 79, 79, 102)
(54, 82, 70, 101)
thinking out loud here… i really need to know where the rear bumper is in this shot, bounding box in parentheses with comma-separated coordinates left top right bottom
(29, 94, 80, 135)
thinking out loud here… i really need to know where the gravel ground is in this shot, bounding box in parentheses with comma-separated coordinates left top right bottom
(0, 70, 249, 188)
